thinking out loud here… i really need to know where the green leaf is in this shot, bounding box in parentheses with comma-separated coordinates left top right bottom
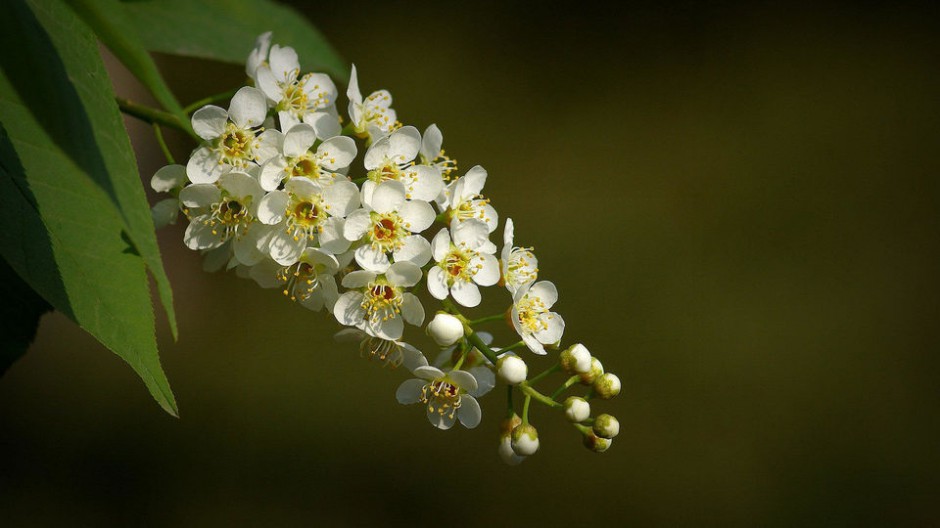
(0, 257, 52, 376)
(120, 0, 348, 81)
(67, 0, 196, 140)
(0, 0, 178, 416)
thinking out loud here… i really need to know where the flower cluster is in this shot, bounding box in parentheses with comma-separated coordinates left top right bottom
(152, 32, 622, 463)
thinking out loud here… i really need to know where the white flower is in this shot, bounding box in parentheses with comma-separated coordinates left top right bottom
(363, 126, 443, 202)
(255, 44, 338, 131)
(560, 343, 592, 374)
(443, 165, 498, 233)
(419, 124, 457, 181)
(332, 261, 425, 340)
(511, 281, 565, 355)
(563, 396, 591, 423)
(246, 31, 272, 82)
(256, 175, 359, 265)
(496, 354, 527, 385)
(395, 366, 485, 430)
(150, 164, 187, 228)
(179, 171, 270, 266)
(249, 248, 340, 312)
(334, 328, 429, 370)
(259, 123, 357, 191)
(343, 180, 435, 273)
(426, 313, 465, 346)
(427, 219, 500, 307)
(187, 87, 278, 184)
(511, 423, 540, 455)
(500, 218, 538, 294)
(346, 64, 398, 140)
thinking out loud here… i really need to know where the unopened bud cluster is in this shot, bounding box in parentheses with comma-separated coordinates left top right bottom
(150, 32, 624, 463)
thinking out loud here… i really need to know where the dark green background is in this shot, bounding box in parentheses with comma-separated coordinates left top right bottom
(2, 2, 939, 525)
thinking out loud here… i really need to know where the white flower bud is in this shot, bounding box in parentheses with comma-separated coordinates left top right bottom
(496, 355, 528, 385)
(560, 343, 592, 374)
(582, 431, 612, 453)
(426, 313, 464, 346)
(578, 357, 604, 385)
(498, 435, 526, 465)
(511, 423, 540, 456)
(563, 396, 591, 422)
(594, 372, 621, 399)
(593, 414, 620, 439)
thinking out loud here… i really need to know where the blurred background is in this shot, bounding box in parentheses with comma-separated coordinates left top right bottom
(2, 1, 940, 525)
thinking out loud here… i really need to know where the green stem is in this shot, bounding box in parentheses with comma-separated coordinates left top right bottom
(520, 382, 562, 409)
(152, 124, 174, 164)
(522, 394, 532, 424)
(551, 375, 581, 400)
(118, 97, 197, 140)
(506, 386, 515, 417)
(528, 363, 561, 385)
(499, 340, 527, 353)
(469, 313, 506, 325)
(183, 87, 240, 114)
(452, 349, 467, 371)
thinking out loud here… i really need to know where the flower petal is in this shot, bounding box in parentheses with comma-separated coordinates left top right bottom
(421, 123, 443, 162)
(322, 180, 360, 217)
(451, 280, 481, 307)
(414, 366, 446, 381)
(343, 208, 371, 241)
(452, 218, 489, 249)
(427, 266, 449, 300)
(387, 126, 420, 162)
(257, 190, 288, 225)
(401, 293, 425, 326)
(179, 183, 220, 208)
(473, 253, 501, 287)
(342, 270, 376, 289)
(457, 395, 482, 429)
(408, 165, 444, 202)
(259, 156, 288, 191)
(393, 235, 431, 268)
(268, 44, 299, 79)
(151, 164, 187, 193)
(267, 228, 304, 265)
(183, 219, 222, 250)
(371, 180, 406, 215)
(363, 136, 390, 170)
(228, 86, 267, 129)
(304, 111, 342, 140)
(318, 135, 357, 170)
(399, 199, 434, 233)
(334, 291, 366, 326)
(191, 105, 227, 140)
(255, 129, 283, 165)
(529, 280, 558, 308)
(186, 146, 228, 184)
(355, 244, 390, 273)
(534, 313, 565, 345)
(386, 261, 422, 288)
(396, 379, 426, 405)
(318, 217, 351, 254)
(283, 123, 317, 158)
(447, 370, 478, 392)
(431, 228, 451, 263)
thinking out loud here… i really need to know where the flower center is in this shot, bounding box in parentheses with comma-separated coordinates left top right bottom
(452, 195, 492, 224)
(421, 379, 462, 419)
(276, 261, 321, 302)
(442, 247, 477, 284)
(359, 337, 404, 368)
(285, 195, 325, 241)
(289, 156, 320, 179)
(369, 213, 407, 252)
(277, 72, 330, 117)
(361, 281, 403, 322)
(505, 247, 538, 287)
(215, 122, 257, 168)
(208, 197, 252, 240)
(368, 160, 403, 183)
(516, 295, 550, 334)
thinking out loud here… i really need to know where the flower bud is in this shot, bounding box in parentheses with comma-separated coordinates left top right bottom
(559, 343, 592, 374)
(582, 431, 612, 453)
(496, 355, 528, 385)
(511, 423, 540, 456)
(499, 413, 523, 437)
(498, 435, 526, 465)
(593, 414, 620, 439)
(426, 313, 464, 346)
(563, 396, 591, 423)
(594, 372, 621, 399)
(578, 357, 604, 385)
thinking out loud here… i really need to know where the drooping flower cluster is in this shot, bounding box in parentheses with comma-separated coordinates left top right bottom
(151, 32, 622, 463)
